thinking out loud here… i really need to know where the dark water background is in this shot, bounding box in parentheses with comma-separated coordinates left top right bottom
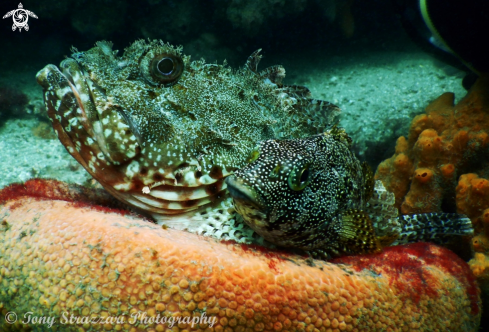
(0, 0, 403, 71)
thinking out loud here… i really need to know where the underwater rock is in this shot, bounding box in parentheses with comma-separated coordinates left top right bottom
(0, 179, 481, 331)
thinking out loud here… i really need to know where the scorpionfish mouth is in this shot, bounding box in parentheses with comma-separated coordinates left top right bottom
(35, 59, 230, 227)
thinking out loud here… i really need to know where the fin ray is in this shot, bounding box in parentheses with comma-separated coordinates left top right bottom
(259, 65, 285, 84)
(245, 49, 262, 74)
(394, 213, 473, 245)
(337, 209, 381, 255)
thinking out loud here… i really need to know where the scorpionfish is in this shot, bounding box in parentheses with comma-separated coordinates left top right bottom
(36, 40, 339, 243)
(226, 128, 474, 258)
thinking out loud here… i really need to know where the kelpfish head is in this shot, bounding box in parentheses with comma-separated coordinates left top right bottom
(226, 129, 373, 251)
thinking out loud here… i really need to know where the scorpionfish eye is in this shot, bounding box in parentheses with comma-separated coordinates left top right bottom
(140, 51, 184, 86)
(157, 57, 175, 75)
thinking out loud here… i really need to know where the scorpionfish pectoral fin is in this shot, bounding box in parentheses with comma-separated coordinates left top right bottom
(337, 209, 382, 255)
(310, 209, 382, 260)
(336, 209, 381, 255)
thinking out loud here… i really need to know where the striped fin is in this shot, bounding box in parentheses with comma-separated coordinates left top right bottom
(259, 65, 285, 84)
(245, 50, 286, 85)
(394, 213, 474, 245)
(60, 58, 139, 165)
(278, 85, 312, 98)
(307, 99, 341, 125)
(245, 49, 262, 74)
(36, 64, 110, 176)
(293, 98, 341, 130)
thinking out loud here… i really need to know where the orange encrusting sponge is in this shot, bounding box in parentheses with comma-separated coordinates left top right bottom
(375, 75, 489, 215)
(0, 179, 481, 331)
(375, 75, 489, 307)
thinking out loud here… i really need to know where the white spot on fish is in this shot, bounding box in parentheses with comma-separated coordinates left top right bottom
(125, 160, 140, 177)
(184, 171, 197, 186)
(80, 93, 90, 103)
(118, 121, 129, 129)
(57, 86, 72, 99)
(68, 117, 78, 126)
(114, 182, 132, 191)
(88, 161, 97, 173)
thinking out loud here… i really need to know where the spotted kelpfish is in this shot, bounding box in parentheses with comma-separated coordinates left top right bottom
(226, 127, 473, 259)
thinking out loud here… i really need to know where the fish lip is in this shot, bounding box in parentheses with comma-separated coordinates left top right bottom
(225, 175, 266, 211)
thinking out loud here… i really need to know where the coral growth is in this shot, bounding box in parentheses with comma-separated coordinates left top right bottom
(0, 179, 481, 331)
(375, 74, 489, 305)
(456, 174, 489, 293)
(376, 75, 489, 214)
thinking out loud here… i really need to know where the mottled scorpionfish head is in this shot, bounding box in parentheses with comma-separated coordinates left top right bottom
(226, 127, 379, 257)
(36, 40, 340, 237)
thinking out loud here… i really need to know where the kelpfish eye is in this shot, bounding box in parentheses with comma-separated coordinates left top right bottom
(288, 162, 310, 191)
(140, 51, 184, 87)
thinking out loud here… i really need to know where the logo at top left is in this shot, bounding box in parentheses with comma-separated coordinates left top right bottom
(3, 3, 37, 32)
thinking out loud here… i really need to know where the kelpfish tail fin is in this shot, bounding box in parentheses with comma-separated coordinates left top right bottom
(394, 213, 473, 245)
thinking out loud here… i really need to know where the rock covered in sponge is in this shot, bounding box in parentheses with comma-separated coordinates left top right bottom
(376, 75, 489, 215)
(0, 179, 481, 331)
(375, 75, 489, 311)
(456, 174, 489, 293)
